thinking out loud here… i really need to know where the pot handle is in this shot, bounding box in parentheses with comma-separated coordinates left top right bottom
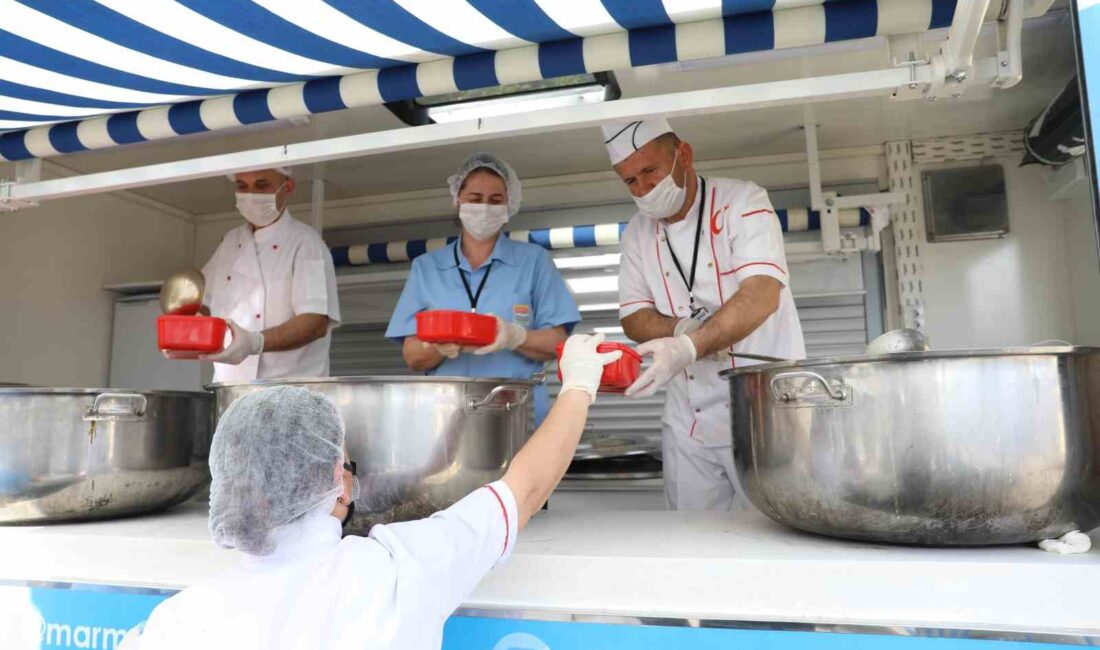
(83, 392, 148, 422)
(467, 385, 532, 413)
(770, 371, 849, 403)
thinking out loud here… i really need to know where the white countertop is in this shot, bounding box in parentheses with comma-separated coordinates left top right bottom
(2, 502, 1098, 638)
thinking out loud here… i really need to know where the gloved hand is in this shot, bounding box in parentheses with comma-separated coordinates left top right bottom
(625, 335, 698, 398)
(200, 319, 264, 365)
(474, 316, 527, 355)
(673, 317, 701, 337)
(559, 333, 622, 403)
(431, 342, 461, 359)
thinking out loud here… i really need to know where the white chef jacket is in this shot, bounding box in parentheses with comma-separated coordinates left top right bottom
(119, 481, 518, 650)
(619, 176, 805, 448)
(202, 211, 341, 383)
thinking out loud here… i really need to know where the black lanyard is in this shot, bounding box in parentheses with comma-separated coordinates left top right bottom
(663, 176, 707, 309)
(453, 243, 493, 312)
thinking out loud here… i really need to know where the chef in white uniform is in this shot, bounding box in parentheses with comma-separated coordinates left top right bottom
(196, 167, 340, 382)
(119, 334, 621, 650)
(604, 119, 806, 511)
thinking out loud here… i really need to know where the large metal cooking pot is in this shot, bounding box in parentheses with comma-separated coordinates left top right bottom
(723, 347, 1100, 545)
(208, 376, 533, 535)
(0, 388, 213, 523)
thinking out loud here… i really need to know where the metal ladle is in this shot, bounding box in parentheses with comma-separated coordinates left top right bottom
(159, 269, 206, 315)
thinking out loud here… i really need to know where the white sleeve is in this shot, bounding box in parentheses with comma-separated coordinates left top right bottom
(726, 183, 790, 287)
(292, 232, 341, 326)
(618, 221, 658, 320)
(368, 481, 518, 618)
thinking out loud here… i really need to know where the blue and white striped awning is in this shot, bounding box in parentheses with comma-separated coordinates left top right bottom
(330, 208, 871, 266)
(0, 0, 957, 161)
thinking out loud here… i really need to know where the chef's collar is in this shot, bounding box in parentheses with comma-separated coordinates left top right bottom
(244, 505, 341, 564)
(252, 209, 293, 243)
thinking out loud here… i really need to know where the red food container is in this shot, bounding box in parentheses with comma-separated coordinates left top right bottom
(556, 342, 643, 393)
(416, 310, 498, 347)
(157, 315, 228, 353)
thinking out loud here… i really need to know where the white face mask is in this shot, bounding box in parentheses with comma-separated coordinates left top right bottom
(236, 184, 285, 228)
(632, 151, 687, 221)
(459, 203, 509, 241)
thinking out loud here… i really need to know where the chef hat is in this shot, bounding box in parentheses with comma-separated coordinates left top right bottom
(601, 119, 675, 165)
(226, 167, 293, 181)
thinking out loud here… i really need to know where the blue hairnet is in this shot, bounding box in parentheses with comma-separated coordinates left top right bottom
(208, 386, 344, 556)
(447, 152, 522, 216)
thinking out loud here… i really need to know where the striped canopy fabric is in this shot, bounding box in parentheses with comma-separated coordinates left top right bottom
(0, 0, 957, 161)
(330, 208, 871, 267)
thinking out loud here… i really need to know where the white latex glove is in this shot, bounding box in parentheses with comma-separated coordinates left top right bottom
(474, 316, 527, 355)
(200, 319, 264, 365)
(431, 343, 461, 359)
(625, 335, 698, 399)
(673, 317, 701, 337)
(1039, 530, 1092, 554)
(559, 333, 623, 403)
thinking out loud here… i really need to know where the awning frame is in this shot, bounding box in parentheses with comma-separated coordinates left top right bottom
(0, 0, 1024, 234)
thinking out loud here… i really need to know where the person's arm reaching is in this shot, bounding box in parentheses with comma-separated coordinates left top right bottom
(501, 333, 620, 529)
(366, 333, 620, 619)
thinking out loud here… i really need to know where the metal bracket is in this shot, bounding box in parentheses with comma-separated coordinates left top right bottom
(890, 50, 932, 102)
(803, 121, 905, 254)
(924, 0, 994, 101)
(993, 0, 1024, 89)
(0, 159, 42, 212)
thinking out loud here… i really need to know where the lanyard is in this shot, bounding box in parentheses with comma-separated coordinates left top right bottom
(663, 176, 707, 310)
(453, 243, 493, 312)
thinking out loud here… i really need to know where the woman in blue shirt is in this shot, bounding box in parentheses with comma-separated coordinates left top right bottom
(386, 153, 581, 423)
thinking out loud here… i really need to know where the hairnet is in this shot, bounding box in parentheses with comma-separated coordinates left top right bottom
(208, 386, 344, 556)
(447, 153, 522, 217)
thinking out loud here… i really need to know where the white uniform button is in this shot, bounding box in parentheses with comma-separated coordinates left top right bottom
(708, 262, 714, 268)
(694, 408, 701, 413)
(689, 375, 695, 380)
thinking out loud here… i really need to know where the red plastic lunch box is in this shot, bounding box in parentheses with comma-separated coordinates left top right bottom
(416, 310, 498, 347)
(555, 342, 643, 393)
(157, 314, 228, 353)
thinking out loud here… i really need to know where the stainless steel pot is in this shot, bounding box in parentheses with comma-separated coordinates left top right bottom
(722, 347, 1100, 545)
(208, 376, 533, 534)
(0, 388, 213, 523)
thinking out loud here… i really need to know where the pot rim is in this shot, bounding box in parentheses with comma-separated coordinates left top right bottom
(720, 345, 1100, 377)
(0, 387, 211, 398)
(206, 375, 540, 390)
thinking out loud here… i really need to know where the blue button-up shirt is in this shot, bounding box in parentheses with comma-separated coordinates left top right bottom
(386, 236, 581, 423)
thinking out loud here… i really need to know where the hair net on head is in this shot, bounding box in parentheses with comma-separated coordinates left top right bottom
(447, 152, 522, 217)
(208, 386, 345, 556)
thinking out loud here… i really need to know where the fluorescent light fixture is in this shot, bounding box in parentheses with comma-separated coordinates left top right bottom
(566, 275, 618, 294)
(594, 326, 624, 334)
(553, 253, 621, 270)
(427, 85, 608, 123)
(578, 302, 620, 312)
